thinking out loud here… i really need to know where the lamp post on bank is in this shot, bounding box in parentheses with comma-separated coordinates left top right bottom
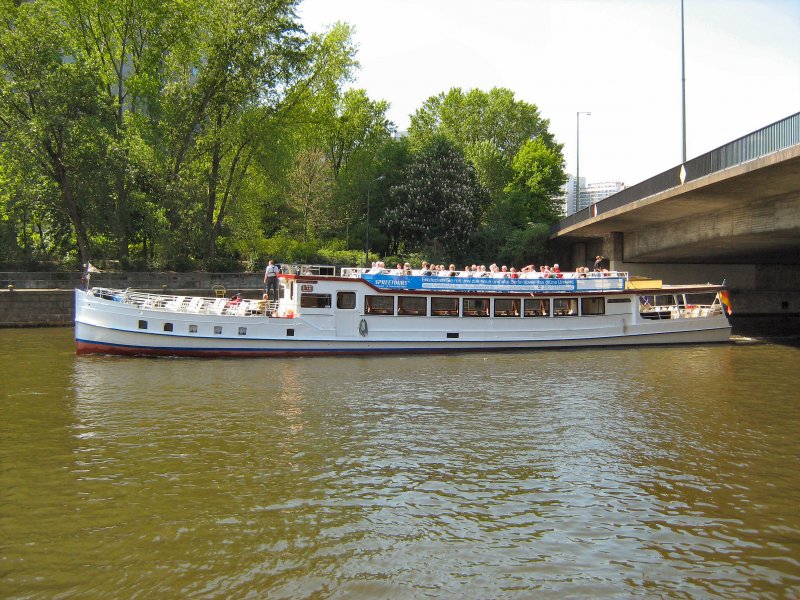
(365, 175, 384, 268)
(576, 111, 591, 214)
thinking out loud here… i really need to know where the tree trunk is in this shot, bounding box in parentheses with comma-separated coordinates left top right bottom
(45, 137, 90, 265)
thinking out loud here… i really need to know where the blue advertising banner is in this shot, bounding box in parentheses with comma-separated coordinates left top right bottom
(361, 274, 626, 293)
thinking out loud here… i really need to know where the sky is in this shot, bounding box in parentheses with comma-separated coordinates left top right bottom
(297, 0, 800, 187)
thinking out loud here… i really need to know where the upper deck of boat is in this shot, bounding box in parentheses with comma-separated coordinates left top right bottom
(281, 267, 725, 297)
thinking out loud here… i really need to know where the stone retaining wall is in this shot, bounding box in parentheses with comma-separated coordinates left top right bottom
(0, 285, 265, 327)
(0, 290, 75, 327)
(1, 271, 265, 290)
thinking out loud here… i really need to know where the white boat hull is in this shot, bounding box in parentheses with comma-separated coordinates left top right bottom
(74, 287, 731, 357)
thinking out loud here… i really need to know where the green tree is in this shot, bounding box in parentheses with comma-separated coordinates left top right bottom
(285, 148, 334, 241)
(383, 138, 488, 258)
(408, 87, 557, 197)
(506, 138, 566, 225)
(64, 0, 189, 263)
(408, 87, 565, 262)
(0, 0, 116, 265)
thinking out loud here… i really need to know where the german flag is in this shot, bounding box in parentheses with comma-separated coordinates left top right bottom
(719, 290, 733, 315)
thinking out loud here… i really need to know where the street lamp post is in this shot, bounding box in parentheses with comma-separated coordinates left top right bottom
(576, 111, 591, 214)
(365, 175, 384, 268)
(680, 0, 687, 163)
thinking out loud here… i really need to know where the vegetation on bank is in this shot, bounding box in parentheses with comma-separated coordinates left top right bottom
(0, 0, 566, 272)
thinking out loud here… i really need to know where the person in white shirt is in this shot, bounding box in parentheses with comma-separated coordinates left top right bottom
(264, 260, 280, 300)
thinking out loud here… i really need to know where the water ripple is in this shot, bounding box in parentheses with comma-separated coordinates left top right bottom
(2, 332, 799, 597)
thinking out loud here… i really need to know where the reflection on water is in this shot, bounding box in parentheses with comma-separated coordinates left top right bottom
(1, 328, 799, 598)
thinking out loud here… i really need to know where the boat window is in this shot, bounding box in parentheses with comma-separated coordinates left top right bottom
(337, 292, 356, 309)
(653, 294, 681, 307)
(607, 298, 631, 303)
(214, 325, 222, 334)
(163, 322, 173, 332)
(189, 324, 198, 333)
(581, 297, 605, 315)
(365, 295, 394, 315)
(238, 327, 247, 335)
(463, 298, 490, 317)
(524, 298, 550, 317)
(398, 296, 427, 316)
(300, 293, 331, 309)
(553, 298, 578, 316)
(431, 297, 458, 317)
(138, 320, 148, 329)
(493, 298, 520, 317)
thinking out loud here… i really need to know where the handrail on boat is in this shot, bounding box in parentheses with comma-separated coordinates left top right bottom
(88, 287, 277, 316)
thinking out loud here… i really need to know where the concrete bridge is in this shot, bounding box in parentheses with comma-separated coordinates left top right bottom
(552, 112, 800, 325)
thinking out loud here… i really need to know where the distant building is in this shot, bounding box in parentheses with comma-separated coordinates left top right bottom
(559, 176, 625, 215)
(559, 174, 587, 216)
(586, 181, 625, 206)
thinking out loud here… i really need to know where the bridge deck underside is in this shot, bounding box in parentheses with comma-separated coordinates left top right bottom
(557, 149, 800, 264)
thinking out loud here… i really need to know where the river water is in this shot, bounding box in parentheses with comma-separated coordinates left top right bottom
(1, 328, 799, 599)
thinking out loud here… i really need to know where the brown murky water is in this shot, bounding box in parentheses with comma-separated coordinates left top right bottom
(1, 328, 799, 598)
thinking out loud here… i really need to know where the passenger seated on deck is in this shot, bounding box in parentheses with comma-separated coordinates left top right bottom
(414, 261, 431, 276)
(368, 261, 386, 274)
(227, 293, 242, 307)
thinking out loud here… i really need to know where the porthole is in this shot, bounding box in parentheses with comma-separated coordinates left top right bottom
(138, 320, 148, 329)
(214, 325, 222, 335)
(238, 327, 247, 336)
(189, 324, 198, 333)
(163, 323, 174, 332)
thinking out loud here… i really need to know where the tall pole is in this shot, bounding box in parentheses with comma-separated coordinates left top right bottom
(576, 111, 591, 214)
(681, 0, 687, 163)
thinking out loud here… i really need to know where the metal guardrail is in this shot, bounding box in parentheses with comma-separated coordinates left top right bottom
(554, 111, 800, 233)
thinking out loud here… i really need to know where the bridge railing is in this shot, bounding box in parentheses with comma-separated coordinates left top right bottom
(553, 111, 800, 233)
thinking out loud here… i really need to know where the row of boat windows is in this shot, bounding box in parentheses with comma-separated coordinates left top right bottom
(136, 320, 300, 337)
(301, 292, 630, 317)
(139, 320, 247, 334)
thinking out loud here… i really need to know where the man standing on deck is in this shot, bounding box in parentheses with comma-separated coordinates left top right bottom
(593, 255, 607, 272)
(264, 260, 279, 301)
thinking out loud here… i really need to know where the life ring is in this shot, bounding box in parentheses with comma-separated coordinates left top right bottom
(359, 318, 368, 337)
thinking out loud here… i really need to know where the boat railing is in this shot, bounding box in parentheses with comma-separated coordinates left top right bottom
(89, 287, 277, 316)
(342, 267, 629, 280)
(639, 298, 723, 320)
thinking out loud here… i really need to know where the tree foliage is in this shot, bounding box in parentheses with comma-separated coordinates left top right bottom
(0, 2, 562, 271)
(383, 137, 488, 259)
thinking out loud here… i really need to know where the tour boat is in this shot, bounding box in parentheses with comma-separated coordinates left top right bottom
(74, 266, 732, 357)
